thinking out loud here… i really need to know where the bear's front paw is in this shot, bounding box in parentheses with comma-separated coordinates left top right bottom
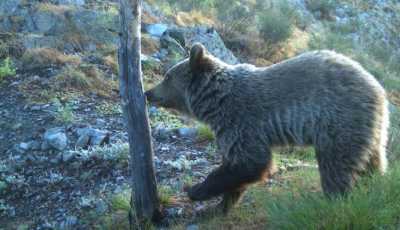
(186, 183, 207, 201)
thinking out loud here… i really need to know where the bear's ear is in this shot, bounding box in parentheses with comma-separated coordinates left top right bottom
(189, 43, 212, 72)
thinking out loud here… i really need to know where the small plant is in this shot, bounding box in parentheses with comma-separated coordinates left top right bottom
(257, 1, 296, 44)
(53, 99, 75, 123)
(197, 123, 215, 142)
(388, 106, 400, 160)
(96, 102, 122, 115)
(306, 0, 337, 19)
(110, 193, 131, 212)
(158, 185, 174, 205)
(0, 57, 16, 80)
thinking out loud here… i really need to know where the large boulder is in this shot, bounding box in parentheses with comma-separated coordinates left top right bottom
(161, 26, 239, 65)
(43, 127, 68, 151)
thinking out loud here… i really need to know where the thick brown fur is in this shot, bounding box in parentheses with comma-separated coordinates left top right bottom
(145, 43, 389, 212)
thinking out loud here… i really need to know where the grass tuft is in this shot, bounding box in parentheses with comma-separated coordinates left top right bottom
(0, 57, 16, 81)
(21, 48, 81, 70)
(266, 163, 400, 229)
(197, 123, 215, 142)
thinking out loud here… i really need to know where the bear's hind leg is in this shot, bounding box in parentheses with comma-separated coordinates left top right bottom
(316, 139, 368, 195)
(219, 187, 246, 214)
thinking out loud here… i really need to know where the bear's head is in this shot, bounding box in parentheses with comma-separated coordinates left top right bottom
(145, 43, 219, 115)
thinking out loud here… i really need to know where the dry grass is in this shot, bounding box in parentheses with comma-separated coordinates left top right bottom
(21, 48, 81, 70)
(141, 34, 160, 55)
(36, 3, 74, 14)
(103, 55, 118, 74)
(175, 10, 215, 27)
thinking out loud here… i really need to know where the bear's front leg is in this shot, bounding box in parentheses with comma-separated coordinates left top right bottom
(187, 160, 268, 201)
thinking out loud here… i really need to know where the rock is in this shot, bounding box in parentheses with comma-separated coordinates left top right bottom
(177, 127, 198, 139)
(141, 54, 162, 70)
(59, 215, 78, 230)
(75, 127, 110, 148)
(154, 125, 172, 140)
(95, 199, 108, 214)
(18, 142, 30, 151)
(12, 123, 22, 130)
(160, 34, 187, 63)
(0, 181, 7, 193)
(0, 0, 21, 16)
(57, 0, 85, 5)
(62, 151, 75, 162)
(29, 141, 42, 151)
(44, 128, 68, 151)
(19, 140, 41, 151)
(186, 224, 199, 230)
(30, 105, 42, 111)
(144, 23, 168, 37)
(162, 26, 238, 64)
(41, 141, 51, 151)
(75, 134, 90, 149)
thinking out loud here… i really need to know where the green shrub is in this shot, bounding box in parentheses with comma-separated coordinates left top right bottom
(306, 0, 337, 18)
(52, 99, 75, 123)
(0, 57, 16, 80)
(158, 185, 174, 205)
(257, 1, 295, 44)
(197, 123, 215, 142)
(388, 106, 400, 161)
(266, 163, 400, 229)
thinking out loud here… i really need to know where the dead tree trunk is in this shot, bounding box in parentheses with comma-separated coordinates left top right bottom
(118, 0, 161, 228)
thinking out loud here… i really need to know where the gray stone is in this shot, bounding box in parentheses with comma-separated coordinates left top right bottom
(18, 142, 30, 151)
(0, 0, 21, 16)
(163, 26, 238, 64)
(95, 199, 108, 214)
(41, 141, 51, 151)
(62, 151, 75, 162)
(160, 34, 186, 58)
(76, 127, 110, 148)
(44, 128, 68, 151)
(59, 215, 78, 230)
(29, 141, 42, 151)
(75, 134, 90, 149)
(57, 0, 85, 5)
(177, 127, 198, 139)
(154, 124, 172, 140)
(148, 106, 159, 116)
(186, 224, 199, 230)
(144, 23, 168, 37)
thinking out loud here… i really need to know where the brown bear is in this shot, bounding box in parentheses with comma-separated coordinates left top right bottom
(145, 43, 389, 213)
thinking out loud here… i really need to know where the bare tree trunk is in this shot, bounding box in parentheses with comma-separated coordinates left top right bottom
(118, 0, 161, 228)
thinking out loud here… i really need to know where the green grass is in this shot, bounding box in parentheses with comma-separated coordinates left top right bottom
(257, 0, 297, 45)
(158, 185, 174, 206)
(266, 163, 400, 229)
(0, 57, 16, 81)
(52, 99, 75, 123)
(197, 123, 215, 142)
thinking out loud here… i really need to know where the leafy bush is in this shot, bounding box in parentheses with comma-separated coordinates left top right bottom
(53, 99, 75, 123)
(306, 0, 337, 19)
(197, 123, 215, 142)
(257, 1, 296, 44)
(0, 57, 16, 80)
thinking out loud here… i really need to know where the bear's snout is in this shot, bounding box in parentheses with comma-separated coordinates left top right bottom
(145, 89, 162, 105)
(144, 90, 155, 102)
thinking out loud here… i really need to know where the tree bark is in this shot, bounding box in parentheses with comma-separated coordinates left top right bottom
(118, 0, 161, 228)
